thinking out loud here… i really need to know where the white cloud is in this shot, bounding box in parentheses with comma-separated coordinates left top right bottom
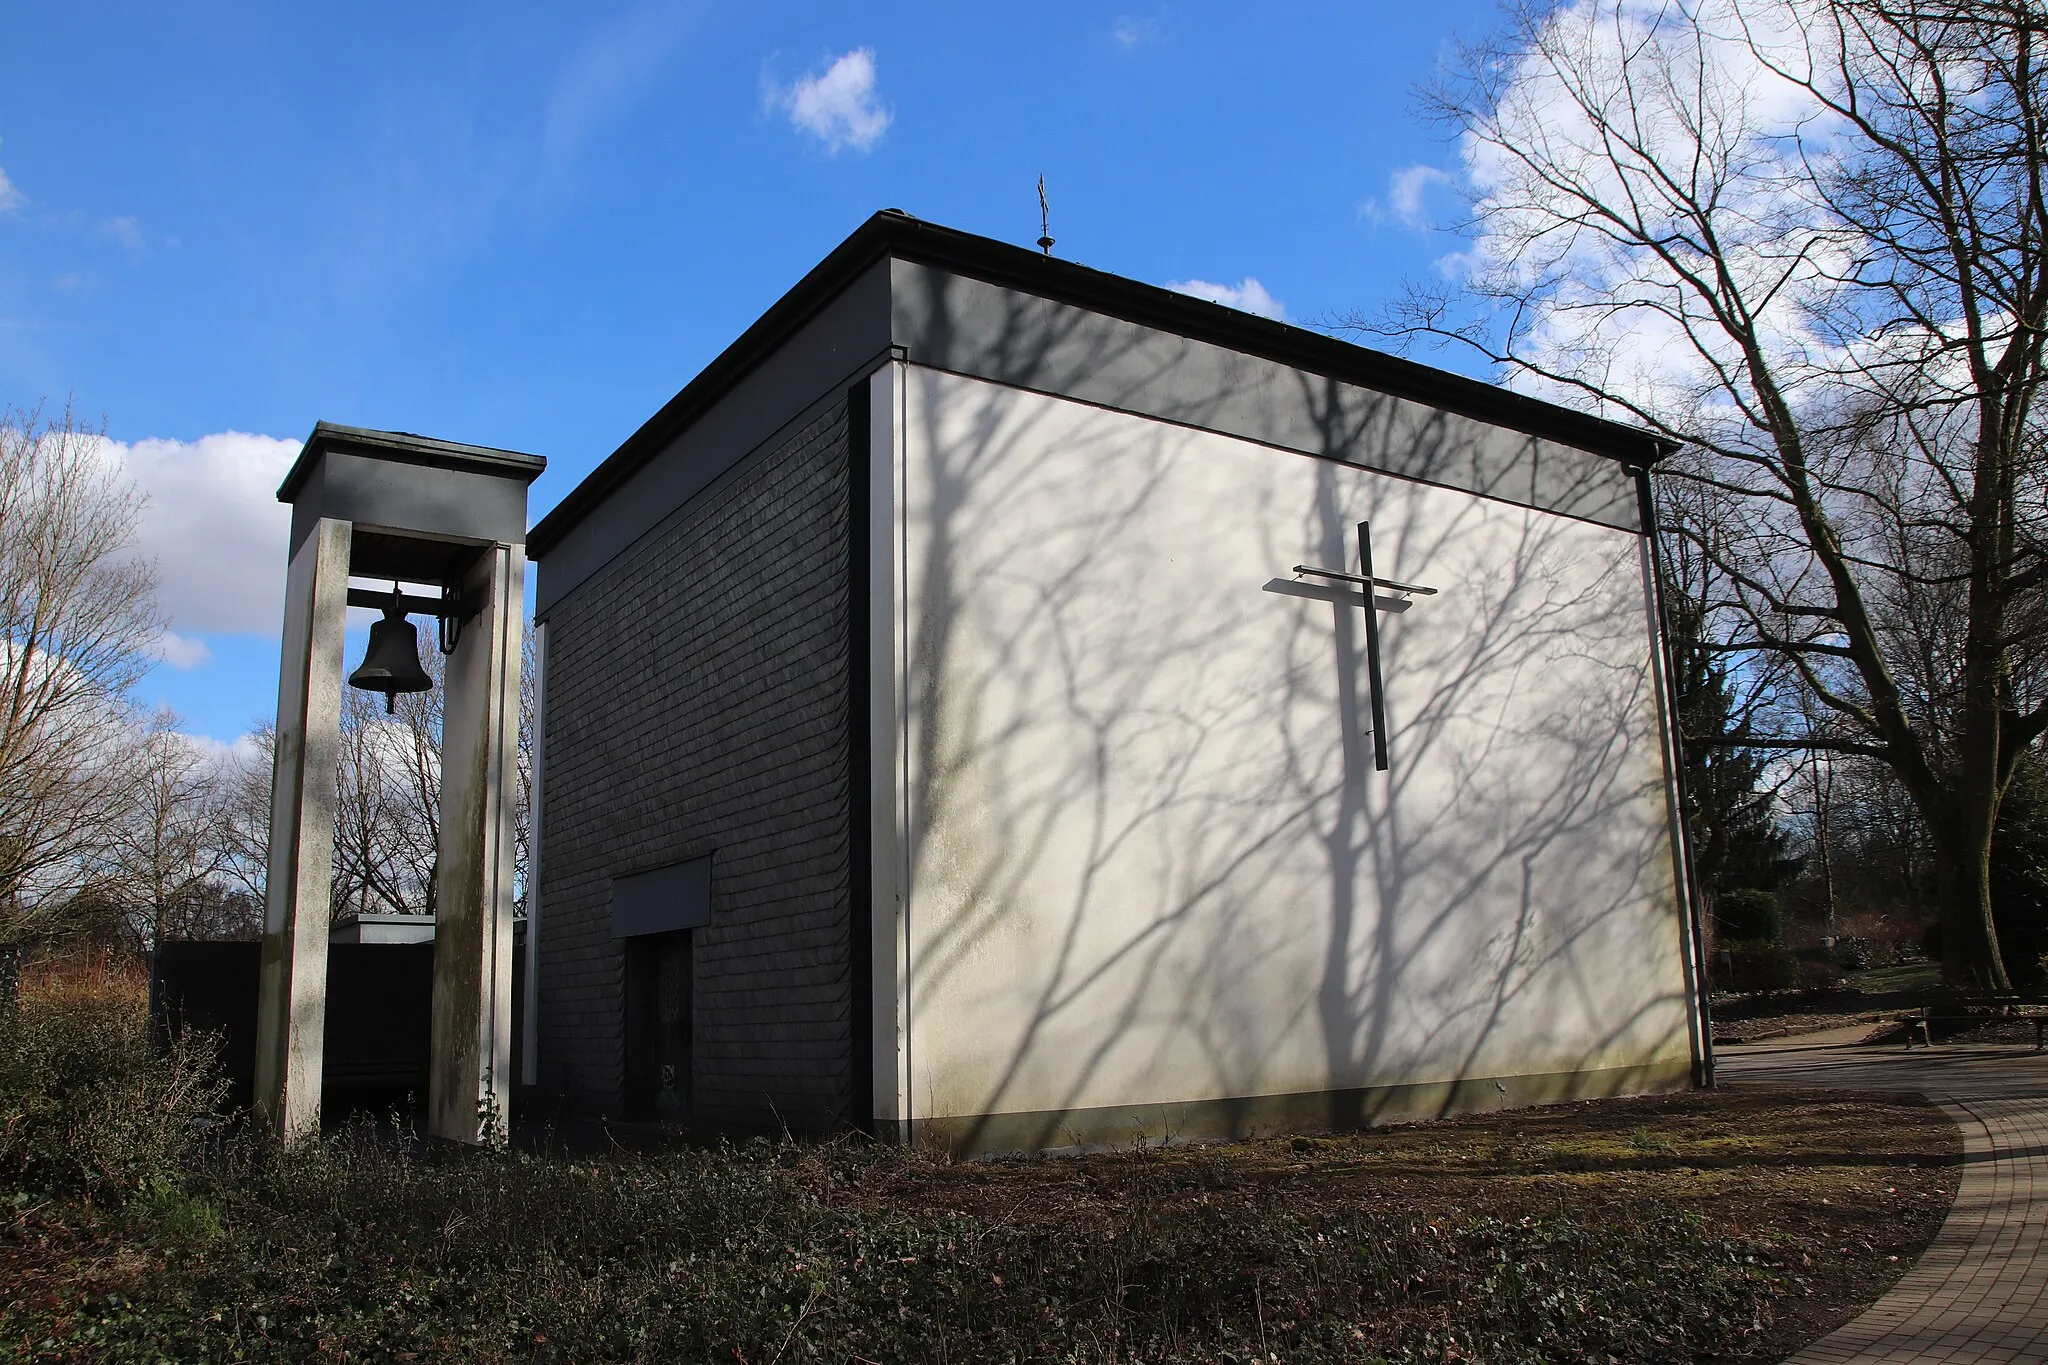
(101, 430, 300, 636)
(142, 722, 265, 771)
(1165, 276, 1287, 320)
(153, 630, 213, 669)
(766, 49, 892, 155)
(0, 136, 19, 215)
(544, 2, 692, 159)
(95, 215, 145, 261)
(1112, 15, 1165, 48)
(177, 726, 266, 768)
(1365, 164, 1453, 230)
(1450, 0, 1852, 420)
(95, 216, 143, 251)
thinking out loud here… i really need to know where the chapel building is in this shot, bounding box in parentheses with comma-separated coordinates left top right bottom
(522, 210, 1708, 1153)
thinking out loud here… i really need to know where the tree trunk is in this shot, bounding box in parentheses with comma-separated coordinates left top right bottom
(1933, 811, 2009, 991)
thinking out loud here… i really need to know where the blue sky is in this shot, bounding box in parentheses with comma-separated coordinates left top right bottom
(1, 1, 1494, 744)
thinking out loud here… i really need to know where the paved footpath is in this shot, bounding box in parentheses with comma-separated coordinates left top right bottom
(1717, 1040, 2048, 1363)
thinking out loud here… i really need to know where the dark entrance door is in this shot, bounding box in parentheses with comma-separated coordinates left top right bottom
(624, 930, 693, 1122)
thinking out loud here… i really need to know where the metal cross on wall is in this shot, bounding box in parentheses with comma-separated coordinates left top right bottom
(1291, 521, 1438, 771)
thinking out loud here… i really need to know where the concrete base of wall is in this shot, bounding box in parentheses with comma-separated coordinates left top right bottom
(901, 1058, 1697, 1158)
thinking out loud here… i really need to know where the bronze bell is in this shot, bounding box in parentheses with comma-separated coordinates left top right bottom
(347, 603, 433, 713)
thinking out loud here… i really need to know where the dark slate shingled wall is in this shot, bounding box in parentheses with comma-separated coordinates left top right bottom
(536, 399, 855, 1134)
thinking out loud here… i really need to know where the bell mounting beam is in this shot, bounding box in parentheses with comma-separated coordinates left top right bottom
(344, 586, 479, 621)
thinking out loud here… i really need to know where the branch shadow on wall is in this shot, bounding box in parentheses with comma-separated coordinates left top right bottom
(897, 280, 1693, 1153)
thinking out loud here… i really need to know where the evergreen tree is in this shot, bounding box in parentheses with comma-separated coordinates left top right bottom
(1668, 596, 1794, 899)
(1990, 756, 2048, 986)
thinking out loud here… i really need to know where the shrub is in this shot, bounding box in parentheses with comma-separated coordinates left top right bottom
(1797, 959, 1848, 993)
(1719, 941, 1799, 995)
(0, 961, 1794, 1362)
(61, 1129, 1775, 1363)
(0, 977, 228, 1202)
(1921, 919, 1944, 963)
(1714, 889, 1783, 945)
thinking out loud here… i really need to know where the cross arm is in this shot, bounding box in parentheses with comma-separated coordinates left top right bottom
(1291, 566, 1440, 596)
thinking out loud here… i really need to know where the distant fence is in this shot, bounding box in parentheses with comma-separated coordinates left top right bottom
(152, 931, 524, 1119)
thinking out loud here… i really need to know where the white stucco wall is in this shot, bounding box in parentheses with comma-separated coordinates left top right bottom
(888, 364, 1694, 1131)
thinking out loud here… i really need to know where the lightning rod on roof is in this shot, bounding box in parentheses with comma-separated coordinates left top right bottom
(1037, 175, 1055, 256)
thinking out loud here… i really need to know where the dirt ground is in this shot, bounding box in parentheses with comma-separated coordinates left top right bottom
(1715, 1005, 2048, 1048)
(809, 1085, 1960, 1361)
(1713, 1011, 1891, 1043)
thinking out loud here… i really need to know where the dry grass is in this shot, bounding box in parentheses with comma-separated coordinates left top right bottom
(17, 951, 148, 1014)
(807, 1086, 1958, 1360)
(0, 963, 1963, 1362)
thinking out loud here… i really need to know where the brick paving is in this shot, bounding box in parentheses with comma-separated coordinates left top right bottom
(1717, 1042, 2048, 1363)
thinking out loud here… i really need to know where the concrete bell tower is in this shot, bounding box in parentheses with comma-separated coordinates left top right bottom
(258, 422, 544, 1145)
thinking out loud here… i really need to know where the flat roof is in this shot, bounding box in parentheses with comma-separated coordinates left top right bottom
(529, 210, 1670, 557)
(278, 420, 547, 504)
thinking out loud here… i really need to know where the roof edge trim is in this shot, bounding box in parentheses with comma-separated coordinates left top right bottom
(528, 210, 1675, 556)
(278, 421, 548, 504)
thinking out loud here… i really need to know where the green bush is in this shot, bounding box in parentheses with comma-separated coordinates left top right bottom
(1714, 889, 1783, 944)
(0, 990, 228, 1202)
(1719, 940, 1799, 995)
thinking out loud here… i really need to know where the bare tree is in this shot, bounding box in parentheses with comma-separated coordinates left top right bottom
(0, 404, 165, 941)
(331, 685, 431, 921)
(216, 724, 275, 906)
(373, 645, 445, 918)
(1371, 0, 2048, 987)
(514, 625, 535, 902)
(323, 622, 535, 923)
(219, 624, 536, 928)
(90, 713, 261, 948)
(1659, 473, 1802, 901)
